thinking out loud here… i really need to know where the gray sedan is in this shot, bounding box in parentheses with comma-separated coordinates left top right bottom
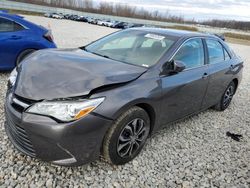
(5, 28, 243, 166)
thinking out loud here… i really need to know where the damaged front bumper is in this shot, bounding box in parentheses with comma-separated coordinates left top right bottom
(4, 92, 113, 166)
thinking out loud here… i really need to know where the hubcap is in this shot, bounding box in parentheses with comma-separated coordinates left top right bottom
(223, 85, 234, 107)
(117, 118, 147, 158)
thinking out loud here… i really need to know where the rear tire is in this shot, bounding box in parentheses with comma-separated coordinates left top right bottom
(102, 107, 150, 165)
(16, 49, 36, 66)
(214, 81, 236, 111)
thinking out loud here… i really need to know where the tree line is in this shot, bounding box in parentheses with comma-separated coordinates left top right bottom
(202, 19, 250, 31)
(11, 0, 186, 23)
(12, 0, 250, 31)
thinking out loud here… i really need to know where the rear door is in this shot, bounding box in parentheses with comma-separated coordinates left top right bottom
(0, 17, 26, 69)
(201, 38, 234, 109)
(160, 38, 210, 124)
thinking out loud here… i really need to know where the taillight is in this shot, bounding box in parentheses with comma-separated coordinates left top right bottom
(43, 30, 54, 42)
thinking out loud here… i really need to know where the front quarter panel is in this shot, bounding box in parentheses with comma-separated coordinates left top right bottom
(91, 70, 163, 132)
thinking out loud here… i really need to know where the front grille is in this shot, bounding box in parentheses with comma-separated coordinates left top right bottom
(11, 94, 34, 113)
(14, 94, 35, 105)
(5, 108, 36, 158)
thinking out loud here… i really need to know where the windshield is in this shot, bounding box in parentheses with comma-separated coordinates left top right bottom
(85, 30, 176, 67)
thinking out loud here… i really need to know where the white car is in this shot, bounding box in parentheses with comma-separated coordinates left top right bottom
(97, 20, 107, 26)
(106, 21, 118, 27)
(44, 13, 52, 18)
(97, 20, 113, 26)
(52, 13, 64, 19)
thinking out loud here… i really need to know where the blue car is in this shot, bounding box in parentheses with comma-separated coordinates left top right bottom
(0, 12, 57, 70)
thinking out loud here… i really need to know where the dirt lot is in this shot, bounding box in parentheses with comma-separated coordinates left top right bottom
(0, 15, 249, 187)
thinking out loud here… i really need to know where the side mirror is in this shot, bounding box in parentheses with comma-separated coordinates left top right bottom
(162, 60, 186, 75)
(172, 60, 186, 73)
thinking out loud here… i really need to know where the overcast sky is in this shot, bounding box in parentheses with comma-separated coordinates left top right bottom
(95, 0, 250, 21)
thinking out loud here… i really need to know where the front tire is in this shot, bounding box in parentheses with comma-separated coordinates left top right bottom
(102, 107, 150, 165)
(214, 81, 236, 111)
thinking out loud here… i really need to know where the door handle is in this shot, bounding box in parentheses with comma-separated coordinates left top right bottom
(202, 73, 208, 79)
(10, 35, 21, 40)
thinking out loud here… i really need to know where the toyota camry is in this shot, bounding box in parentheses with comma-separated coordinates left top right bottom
(5, 28, 243, 166)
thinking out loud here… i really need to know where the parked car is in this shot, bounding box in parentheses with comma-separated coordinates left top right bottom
(76, 16, 88, 22)
(112, 21, 128, 29)
(0, 12, 56, 70)
(64, 14, 71, 19)
(87, 17, 97, 24)
(94, 19, 101, 24)
(51, 13, 64, 19)
(69, 15, 79, 21)
(97, 19, 111, 26)
(44, 12, 52, 18)
(97, 19, 105, 26)
(106, 20, 119, 27)
(5, 28, 243, 166)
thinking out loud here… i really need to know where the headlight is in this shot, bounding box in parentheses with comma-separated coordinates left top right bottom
(26, 97, 105, 122)
(9, 68, 18, 86)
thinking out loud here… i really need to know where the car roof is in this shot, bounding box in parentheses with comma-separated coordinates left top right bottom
(0, 12, 24, 20)
(129, 27, 218, 40)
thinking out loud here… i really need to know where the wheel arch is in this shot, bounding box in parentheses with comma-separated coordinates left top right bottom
(112, 100, 157, 135)
(135, 103, 156, 135)
(15, 48, 37, 65)
(232, 78, 238, 92)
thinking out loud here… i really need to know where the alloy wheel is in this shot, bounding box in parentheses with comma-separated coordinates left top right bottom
(223, 85, 235, 107)
(117, 118, 147, 158)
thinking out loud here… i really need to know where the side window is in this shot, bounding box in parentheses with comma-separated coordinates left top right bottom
(206, 39, 224, 64)
(173, 38, 205, 69)
(0, 17, 24, 32)
(224, 48, 231, 61)
(101, 36, 136, 50)
(14, 23, 24, 31)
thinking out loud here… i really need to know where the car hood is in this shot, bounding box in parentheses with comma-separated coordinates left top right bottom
(14, 49, 147, 100)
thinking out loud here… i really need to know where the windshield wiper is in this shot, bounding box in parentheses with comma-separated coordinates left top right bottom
(91, 52, 110, 59)
(80, 47, 110, 59)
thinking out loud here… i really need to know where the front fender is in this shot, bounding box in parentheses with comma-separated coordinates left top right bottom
(91, 75, 163, 133)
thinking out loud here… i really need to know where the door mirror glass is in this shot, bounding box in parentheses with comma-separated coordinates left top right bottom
(163, 60, 186, 74)
(172, 60, 186, 73)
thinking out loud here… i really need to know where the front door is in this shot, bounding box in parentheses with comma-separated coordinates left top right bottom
(160, 38, 209, 124)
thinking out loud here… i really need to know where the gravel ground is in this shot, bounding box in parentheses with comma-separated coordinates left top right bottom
(0, 15, 249, 188)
